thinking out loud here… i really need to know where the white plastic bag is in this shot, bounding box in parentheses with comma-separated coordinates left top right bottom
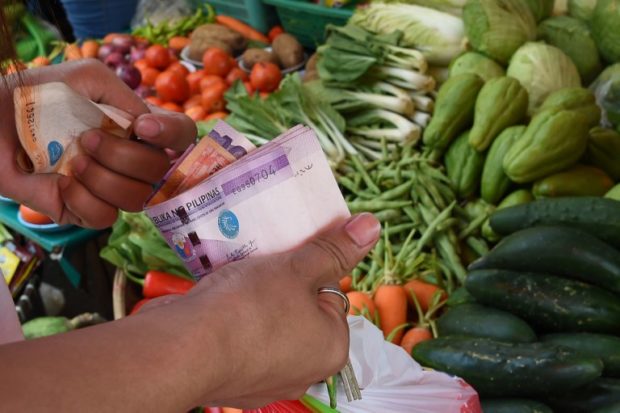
(307, 317, 482, 413)
(131, 0, 195, 29)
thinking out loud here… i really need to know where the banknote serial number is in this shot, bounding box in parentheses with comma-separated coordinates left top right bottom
(25, 102, 37, 138)
(230, 165, 277, 195)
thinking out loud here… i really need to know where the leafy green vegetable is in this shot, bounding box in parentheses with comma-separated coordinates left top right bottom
(463, 0, 537, 65)
(376, 0, 466, 16)
(100, 212, 192, 279)
(591, 0, 620, 63)
(350, 3, 465, 66)
(537, 16, 602, 84)
(568, 0, 598, 20)
(132, 4, 215, 45)
(448, 52, 505, 81)
(507, 42, 581, 115)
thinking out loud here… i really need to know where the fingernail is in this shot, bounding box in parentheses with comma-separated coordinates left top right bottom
(72, 157, 88, 175)
(135, 117, 162, 139)
(81, 131, 100, 153)
(59, 176, 71, 190)
(345, 213, 381, 247)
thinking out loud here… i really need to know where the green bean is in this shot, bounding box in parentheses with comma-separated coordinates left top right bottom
(384, 223, 417, 236)
(466, 236, 489, 257)
(436, 217, 459, 232)
(351, 155, 381, 194)
(348, 200, 411, 213)
(458, 213, 488, 240)
(376, 181, 413, 201)
(408, 201, 456, 261)
(374, 209, 402, 222)
(337, 176, 361, 194)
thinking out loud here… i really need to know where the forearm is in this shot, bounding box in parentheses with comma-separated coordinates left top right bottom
(0, 294, 233, 412)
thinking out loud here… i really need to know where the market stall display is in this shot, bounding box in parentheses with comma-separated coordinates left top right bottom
(3, 0, 620, 411)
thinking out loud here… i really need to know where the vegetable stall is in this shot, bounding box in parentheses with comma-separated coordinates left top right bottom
(3, 0, 620, 412)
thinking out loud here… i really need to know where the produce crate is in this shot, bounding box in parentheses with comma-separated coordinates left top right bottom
(196, 0, 279, 34)
(262, 0, 355, 49)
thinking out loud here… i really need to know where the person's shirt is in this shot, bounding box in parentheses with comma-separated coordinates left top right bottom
(0, 274, 24, 344)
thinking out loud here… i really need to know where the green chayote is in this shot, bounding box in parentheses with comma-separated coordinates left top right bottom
(586, 127, 620, 180)
(449, 52, 505, 82)
(445, 130, 486, 198)
(537, 87, 601, 127)
(469, 77, 528, 151)
(533, 164, 614, 197)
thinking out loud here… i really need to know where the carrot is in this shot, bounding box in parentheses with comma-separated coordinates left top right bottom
(400, 326, 433, 355)
(168, 36, 190, 52)
(204, 111, 228, 121)
(346, 291, 375, 319)
(30, 56, 51, 67)
(215, 15, 270, 44)
(339, 275, 353, 293)
(221, 408, 242, 413)
(404, 279, 446, 313)
(81, 40, 100, 59)
(374, 283, 408, 345)
(64, 43, 83, 61)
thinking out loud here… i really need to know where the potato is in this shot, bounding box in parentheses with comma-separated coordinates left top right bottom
(189, 40, 232, 61)
(306, 52, 319, 73)
(272, 34, 304, 69)
(188, 24, 247, 60)
(242, 48, 279, 69)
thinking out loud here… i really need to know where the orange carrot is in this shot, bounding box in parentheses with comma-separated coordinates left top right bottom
(168, 36, 190, 52)
(204, 111, 228, 121)
(339, 275, 353, 293)
(374, 284, 408, 345)
(400, 326, 433, 355)
(215, 15, 270, 44)
(404, 279, 446, 313)
(346, 291, 375, 319)
(81, 40, 100, 59)
(64, 43, 83, 61)
(30, 56, 51, 67)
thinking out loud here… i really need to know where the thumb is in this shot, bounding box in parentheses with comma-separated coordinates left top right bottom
(290, 213, 381, 289)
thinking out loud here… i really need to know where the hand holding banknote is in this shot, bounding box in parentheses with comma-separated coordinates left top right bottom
(0, 60, 196, 228)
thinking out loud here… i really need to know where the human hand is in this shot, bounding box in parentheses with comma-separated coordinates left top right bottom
(0, 59, 196, 229)
(189, 213, 380, 409)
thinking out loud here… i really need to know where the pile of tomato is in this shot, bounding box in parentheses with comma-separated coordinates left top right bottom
(134, 44, 283, 122)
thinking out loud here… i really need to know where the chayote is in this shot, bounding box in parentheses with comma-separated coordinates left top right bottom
(449, 52, 505, 82)
(480, 125, 526, 204)
(482, 189, 534, 241)
(585, 127, 620, 180)
(445, 130, 486, 198)
(423, 74, 485, 157)
(532, 164, 614, 197)
(537, 87, 602, 128)
(469, 77, 528, 151)
(503, 107, 591, 183)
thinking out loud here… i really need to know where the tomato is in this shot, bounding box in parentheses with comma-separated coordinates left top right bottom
(167, 61, 190, 78)
(145, 44, 171, 70)
(268, 26, 285, 43)
(225, 67, 249, 85)
(183, 95, 203, 111)
(139, 67, 160, 87)
(19, 205, 53, 225)
(168, 36, 190, 53)
(185, 105, 207, 121)
(201, 83, 227, 113)
(205, 111, 228, 121)
(144, 96, 164, 106)
(187, 70, 205, 95)
(202, 48, 233, 77)
(243, 81, 255, 95)
(200, 75, 227, 91)
(160, 102, 184, 113)
(155, 71, 190, 103)
(250, 62, 282, 93)
(133, 59, 149, 72)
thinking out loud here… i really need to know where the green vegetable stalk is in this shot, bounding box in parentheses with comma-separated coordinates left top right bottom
(469, 77, 528, 151)
(480, 125, 526, 204)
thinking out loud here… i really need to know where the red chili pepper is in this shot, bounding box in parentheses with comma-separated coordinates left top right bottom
(143, 271, 195, 298)
(129, 298, 152, 315)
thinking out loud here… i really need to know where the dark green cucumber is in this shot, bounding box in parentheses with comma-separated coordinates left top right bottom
(595, 402, 620, 413)
(437, 303, 537, 343)
(412, 336, 603, 397)
(541, 333, 620, 377)
(489, 197, 620, 249)
(545, 378, 620, 413)
(466, 269, 620, 333)
(481, 399, 553, 413)
(469, 226, 620, 294)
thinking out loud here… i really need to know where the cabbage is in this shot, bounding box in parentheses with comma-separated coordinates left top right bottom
(591, 0, 620, 63)
(378, 0, 466, 16)
(537, 16, 602, 84)
(350, 3, 465, 66)
(591, 64, 620, 132)
(568, 0, 598, 20)
(463, 0, 537, 65)
(507, 42, 581, 115)
(524, 0, 555, 21)
(448, 52, 505, 81)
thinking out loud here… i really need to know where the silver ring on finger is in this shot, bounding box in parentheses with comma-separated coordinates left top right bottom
(317, 287, 350, 315)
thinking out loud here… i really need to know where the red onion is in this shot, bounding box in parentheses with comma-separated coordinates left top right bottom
(104, 52, 126, 69)
(97, 43, 116, 61)
(130, 46, 146, 63)
(111, 35, 135, 55)
(116, 64, 142, 89)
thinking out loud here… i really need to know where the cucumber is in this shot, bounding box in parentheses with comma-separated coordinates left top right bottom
(489, 197, 620, 249)
(445, 287, 476, 307)
(481, 399, 553, 413)
(545, 378, 620, 413)
(466, 269, 620, 333)
(437, 303, 537, 343)
(469, 226, 620, 294)
(412, 336, 603, 397)
(541, 333, 620, 377)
